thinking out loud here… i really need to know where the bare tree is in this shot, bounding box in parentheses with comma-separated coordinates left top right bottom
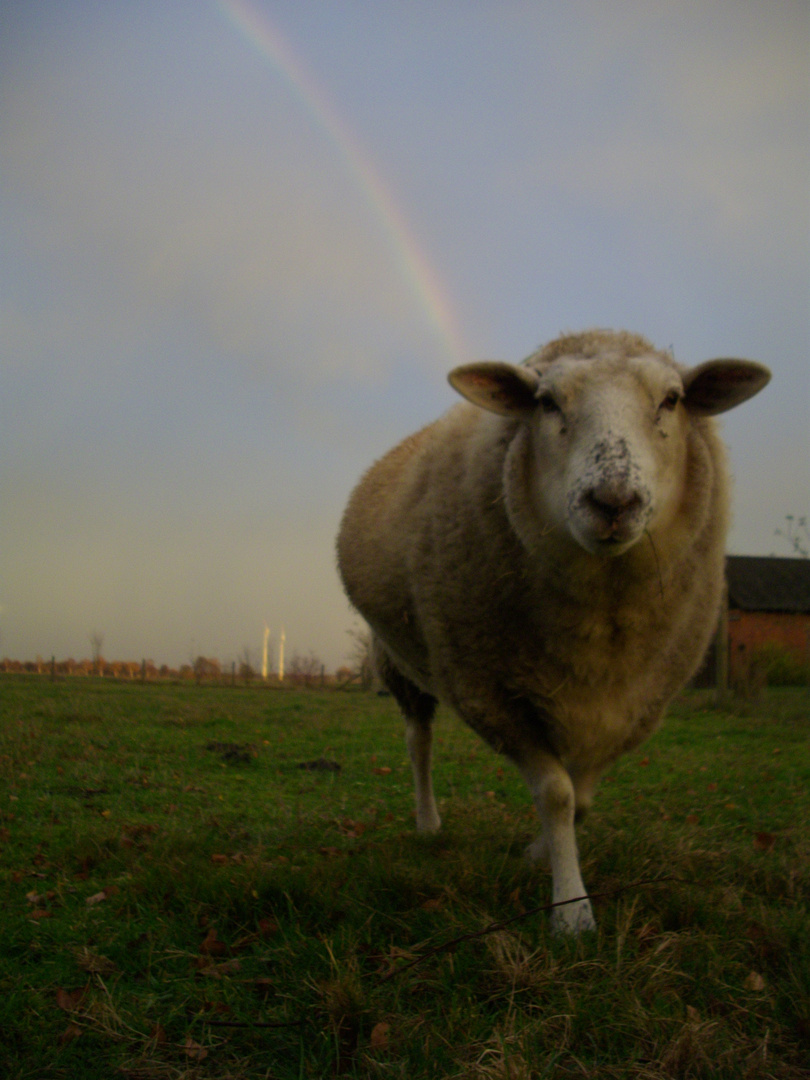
(287, 651, 324, 688)
(89, 631, 104, 677)
(775, 514, 809, 557)
(346, 625, 374, 690)
(239, 645, 255, 684)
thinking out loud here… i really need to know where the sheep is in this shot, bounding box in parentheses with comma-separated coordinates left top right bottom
(337, 329, 770, 934)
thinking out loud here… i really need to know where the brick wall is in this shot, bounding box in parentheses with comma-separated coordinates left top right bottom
(728, 609, 810, 668)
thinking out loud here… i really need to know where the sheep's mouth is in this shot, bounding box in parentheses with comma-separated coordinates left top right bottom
(570, 514, 648, 557)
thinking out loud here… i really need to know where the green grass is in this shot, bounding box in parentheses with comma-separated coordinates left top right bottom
(0, 678, 808, 1079)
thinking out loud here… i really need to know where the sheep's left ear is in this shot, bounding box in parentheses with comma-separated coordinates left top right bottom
(448, 362, 540, 417)
(683, 359, 771, 416)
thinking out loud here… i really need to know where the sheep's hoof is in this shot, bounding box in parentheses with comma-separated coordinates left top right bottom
(550, 898, 596, 937)
(416, 810, 441, 833)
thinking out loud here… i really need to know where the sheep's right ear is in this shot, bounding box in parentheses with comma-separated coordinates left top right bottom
(448, 362, 540, 417)
(683, 359, 771, 415)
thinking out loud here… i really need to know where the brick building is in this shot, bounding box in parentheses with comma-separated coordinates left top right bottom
(726, 555, 810, 673)
(692, 555, 810, 687)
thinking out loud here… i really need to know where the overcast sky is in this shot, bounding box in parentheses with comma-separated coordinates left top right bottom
(2, 0, 808, 671)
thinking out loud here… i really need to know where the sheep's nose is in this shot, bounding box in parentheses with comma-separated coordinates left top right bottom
(584, 485, 643, 525)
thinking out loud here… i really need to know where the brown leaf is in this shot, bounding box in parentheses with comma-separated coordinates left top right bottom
(86, 890, 107, 906)
(56, 986, 88, 1012)
(369, 1021, 390, 1050)
(200, 928, 228, 956)
(29, 908, 52, 920)
(372, 766, 392, 775)
(745, 970, 766, 992)
(420, 897, 443, 912)
(149, 1022, 167, 1045)
(210, 853, 229, 864)
(74, 947, 116, 975)
(753, 832, 776, 853)
(685, 814, 700, 826)
(58, 1023, 83, 1044)
(686, 1005, 701, 1023)
(639, 757, 650, 767)
(258, 918, 279, 938)
(319, 846, 343, 858)
(184, 1035, 208, 1060)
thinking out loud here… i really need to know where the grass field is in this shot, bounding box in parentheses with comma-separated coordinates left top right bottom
(0, 677, 808, 1079)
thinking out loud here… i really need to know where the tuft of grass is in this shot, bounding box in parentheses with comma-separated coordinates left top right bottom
(0, 677, 808, 1078)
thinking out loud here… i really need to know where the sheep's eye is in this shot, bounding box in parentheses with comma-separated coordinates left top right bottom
(659, 390, 680, 412)
(538, 392, 561, 415)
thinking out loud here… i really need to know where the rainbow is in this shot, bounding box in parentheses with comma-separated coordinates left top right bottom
(215, 0, 468, 365)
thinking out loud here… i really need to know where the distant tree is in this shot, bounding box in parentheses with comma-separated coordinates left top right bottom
(193, 656, 221, 683)
(287, 651, 324, 688)
(239, 646, 256, 684)
(89, 631, 104, 677)
(346, 625, 374, 690)
(774, 514, 809, 557)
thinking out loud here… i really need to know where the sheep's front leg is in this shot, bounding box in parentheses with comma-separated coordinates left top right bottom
(516, 751, 596, 935)
(405, 717, 441, 833)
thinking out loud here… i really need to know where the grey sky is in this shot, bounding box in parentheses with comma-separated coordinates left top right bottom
(1, 0, 808, 670)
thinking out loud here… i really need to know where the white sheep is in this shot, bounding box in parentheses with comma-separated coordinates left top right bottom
(337, 329, 770, 934)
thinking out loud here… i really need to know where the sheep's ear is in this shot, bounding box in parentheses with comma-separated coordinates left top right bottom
(683, 359, 771, 416)
(448, 362, 540, 417)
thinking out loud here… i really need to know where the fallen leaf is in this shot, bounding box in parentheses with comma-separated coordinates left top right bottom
(58, 1023, 83, 1044)
(685, 814, 700, 826)
(753, 832, 776, 853)
(639, 757, 650, 767)
(258, 918, 279, 938)
(745, 971, 766, 992)
(210, 853, 229, 864)
(86, 891, 107, 906)
(29, 908, 52, 920)
(149, 1022, 167, 1045)
(372, 766, 392, 776)
(707, 782, 718, 792)
(184, 1036, 208, 1060)
(74, 946, 117, 975)
(319, 846, 343, 858)
(56, 986, 88, 1012)
(200, 928, 228, 956)
(420, 898, 442, 912)
(369, 1021, 390, 1050)
(686, 1005, 701, 1023)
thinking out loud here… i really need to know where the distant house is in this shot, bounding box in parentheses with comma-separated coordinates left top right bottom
(726, 555, 810, 668)
(695, 555, 810, 686)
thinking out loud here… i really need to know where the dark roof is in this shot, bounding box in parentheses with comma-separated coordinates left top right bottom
(726, 555, 810, 614)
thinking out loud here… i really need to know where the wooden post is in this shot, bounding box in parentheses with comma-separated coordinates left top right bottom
(715, 580, 729, 701)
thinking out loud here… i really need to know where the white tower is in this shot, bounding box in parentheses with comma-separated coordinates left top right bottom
(261, 623, 270, 680)
(278, 626, 286, 682)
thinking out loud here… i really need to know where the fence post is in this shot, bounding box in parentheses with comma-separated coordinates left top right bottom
(715, 580, 729, 700)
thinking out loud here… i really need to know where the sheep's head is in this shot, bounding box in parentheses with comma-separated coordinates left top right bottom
(449, 332, 770, 557)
